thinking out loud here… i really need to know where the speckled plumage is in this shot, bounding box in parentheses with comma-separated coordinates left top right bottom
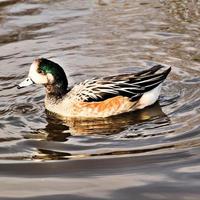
(17, 58, 171, 118)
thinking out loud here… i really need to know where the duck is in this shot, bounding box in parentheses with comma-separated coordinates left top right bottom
(17, 58, 171, 118)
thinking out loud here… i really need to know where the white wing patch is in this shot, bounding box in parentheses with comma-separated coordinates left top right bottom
(67, 66, 171, 102)
(68, 78, 143, 101)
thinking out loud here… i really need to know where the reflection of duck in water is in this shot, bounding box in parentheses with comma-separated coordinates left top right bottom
(28, 103, 169, 160)
(17, 58, 171, 119)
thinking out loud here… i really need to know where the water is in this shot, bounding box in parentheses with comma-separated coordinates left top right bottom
(0, 0, 200, 199)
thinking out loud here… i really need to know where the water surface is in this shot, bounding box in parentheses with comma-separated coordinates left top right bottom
(0, 0, 200, 199)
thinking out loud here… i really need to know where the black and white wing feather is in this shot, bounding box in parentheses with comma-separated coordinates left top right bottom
(70, 65, 171, 102)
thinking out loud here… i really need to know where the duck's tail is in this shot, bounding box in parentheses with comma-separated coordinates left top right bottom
(135, 64, 171, 77)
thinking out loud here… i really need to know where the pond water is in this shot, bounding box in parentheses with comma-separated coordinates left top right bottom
(0, 0, 200, 199)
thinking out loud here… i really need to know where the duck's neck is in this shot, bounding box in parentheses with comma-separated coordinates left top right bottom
(45, 82, 68, 102)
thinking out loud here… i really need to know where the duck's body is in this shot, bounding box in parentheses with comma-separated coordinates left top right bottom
(45, 80, 162, 118)
(17, 58, 171, 118)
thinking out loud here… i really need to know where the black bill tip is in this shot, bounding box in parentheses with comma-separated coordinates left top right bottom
(16, 84, 23, 89)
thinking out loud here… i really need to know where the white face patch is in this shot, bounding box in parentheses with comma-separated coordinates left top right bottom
(47, 73, 54, 84)
(28, 60, 48, 84)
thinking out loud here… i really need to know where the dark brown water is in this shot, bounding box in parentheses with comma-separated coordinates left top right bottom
(0, 0, 200, 199)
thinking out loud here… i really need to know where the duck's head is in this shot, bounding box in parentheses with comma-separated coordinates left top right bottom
(17, 58, 68, 97)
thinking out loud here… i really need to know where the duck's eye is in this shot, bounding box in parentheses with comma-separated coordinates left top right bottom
(38, 69, 45, 74)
